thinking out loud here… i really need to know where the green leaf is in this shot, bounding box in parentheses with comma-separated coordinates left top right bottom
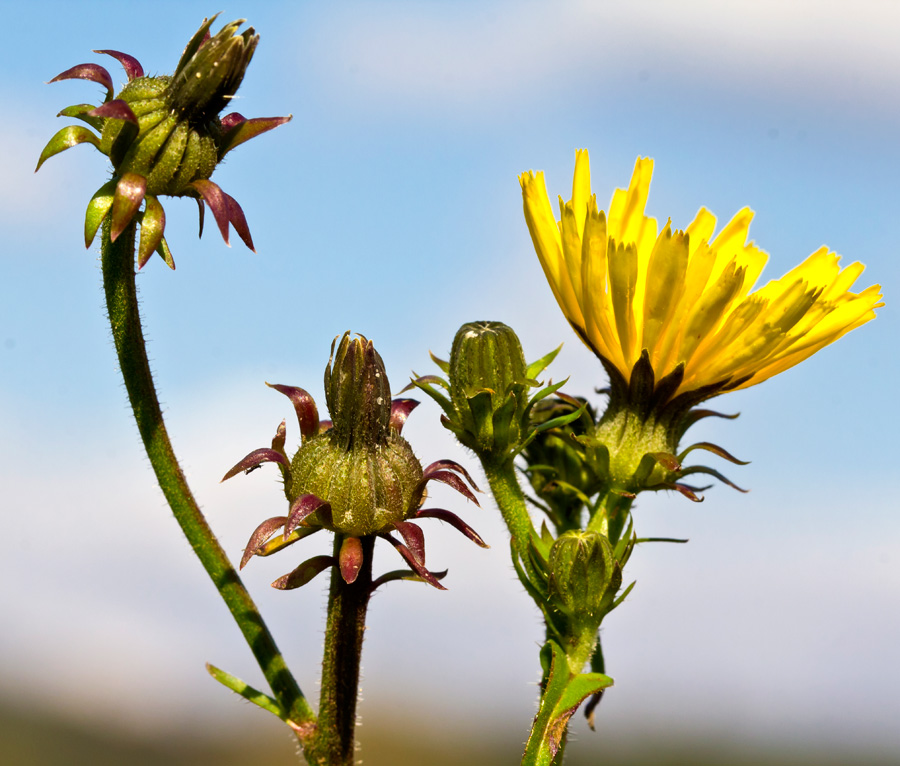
(84, 179, 117, 248)
(206, 663, 286, 720)
(429, 350, 450, 373)
(35, 125, 101, 172)
(137, 195, 166, 269)
(526, 343, 564, 380)
(57, 103, 105, 131)
(156, 235, 176, 270)
(526, 377, 570, 412)
(611, 579, 636, 610)
(522, 641, 614, 766)
(408, 377, 454, 416)
(554, 669, 615, 719)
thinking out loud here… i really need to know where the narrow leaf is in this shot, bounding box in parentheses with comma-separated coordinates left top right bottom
(525, 343, 563, 380)
(56, 103, 105, 130)
(206, 664, 286, 720)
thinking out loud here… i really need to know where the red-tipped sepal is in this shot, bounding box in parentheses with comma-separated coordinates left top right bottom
(109, 172, 146, 242)
(285, 493, 331, 538)
(272, 555, 336, 590)
(94, 49, 144, 81)
(88, 98, 139, 125)
(339, 536, 364, 584)
(415, 508, 489, 548)
(240, 516, 287, 569)
(418, 465, 481, 506)
(218, 113, 293, 157)
(393, 520, 425, 565)
(49, 63, 114, 101)
(221, 447, 289, 481)
(389, 398, 419, 435)
(266, 383, 320, 441)
(383, 533, 446, 590)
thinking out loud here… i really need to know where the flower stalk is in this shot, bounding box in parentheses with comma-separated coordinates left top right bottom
(303, 535, 376, 766)
(101, 220, 314, 728)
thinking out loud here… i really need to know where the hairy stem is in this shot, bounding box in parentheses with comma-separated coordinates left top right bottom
(101, 222, 314, 729)
(305, 535, 375, 766)
(481, 457, 537, 565)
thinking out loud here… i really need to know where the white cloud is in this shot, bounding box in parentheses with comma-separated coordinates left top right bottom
(301, 0, 900, 118)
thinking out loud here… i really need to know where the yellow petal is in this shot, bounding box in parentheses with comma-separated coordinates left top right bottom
(520, 152, 882, 402)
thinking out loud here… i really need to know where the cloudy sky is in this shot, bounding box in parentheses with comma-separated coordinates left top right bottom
(2, 0, 898, 758)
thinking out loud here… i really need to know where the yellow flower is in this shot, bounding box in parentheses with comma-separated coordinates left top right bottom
(520, 150, 883, 400)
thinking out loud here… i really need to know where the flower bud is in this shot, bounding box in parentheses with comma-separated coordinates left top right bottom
(444, 321, 533, 458)
(38, 15, 290, 266)
(450, 321, 529, 405)
(291, 333, 423, 537)
(325, 333, 391, 449)
(548, 531, 620, 622)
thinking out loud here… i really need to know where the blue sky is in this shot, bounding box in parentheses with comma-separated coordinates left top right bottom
(2, 0, 898, 756)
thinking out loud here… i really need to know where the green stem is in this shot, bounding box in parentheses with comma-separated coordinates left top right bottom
(101, 222, 314, 729)
(481, 457, 537, 563)
(304, 535, 375, 766)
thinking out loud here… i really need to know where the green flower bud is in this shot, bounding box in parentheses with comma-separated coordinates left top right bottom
(450, 321, 530, 406)
(223, 332, 486, 590)
(38, 15, 290, 267)
(291, 334, 423, 537)
(325, 333, 392, 449)
(548, 531, 620, 623)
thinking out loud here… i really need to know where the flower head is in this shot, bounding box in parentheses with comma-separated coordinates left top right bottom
(222, 332, 487, 591)
(520, 150, 882, 404)
(36, 15, 291, 268)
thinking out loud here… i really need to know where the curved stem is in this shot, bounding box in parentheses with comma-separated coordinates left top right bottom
(101, 221, 314, 728)
(304, 535, 375, 766)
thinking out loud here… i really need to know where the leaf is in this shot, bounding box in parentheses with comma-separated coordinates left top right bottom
(525, 343, 563, 380)
(35, 125, 100, 172)
(206, 663, 286, 720)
